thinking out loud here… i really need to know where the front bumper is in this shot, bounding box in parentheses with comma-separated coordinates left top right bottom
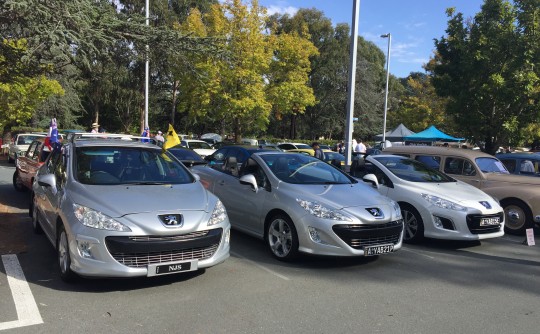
(68, 226, 230, 278)
(294, 216, 404, 257)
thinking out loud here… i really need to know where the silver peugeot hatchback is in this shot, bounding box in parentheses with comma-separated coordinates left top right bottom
(31, 133, 230, 282)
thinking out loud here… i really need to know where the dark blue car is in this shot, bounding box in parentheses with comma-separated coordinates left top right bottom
(496, 153, 540, 177)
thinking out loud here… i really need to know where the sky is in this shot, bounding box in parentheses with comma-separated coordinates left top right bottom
(258, 0, 486, 78)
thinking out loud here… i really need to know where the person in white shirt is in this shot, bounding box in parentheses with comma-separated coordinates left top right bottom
(355, 139, 366, 153)
(155, 130, 165, 143)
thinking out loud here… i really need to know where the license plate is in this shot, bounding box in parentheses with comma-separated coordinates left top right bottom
(480, 217, 500, 226)
(147, 260, 198, 277)
(364, 244, 394, 256)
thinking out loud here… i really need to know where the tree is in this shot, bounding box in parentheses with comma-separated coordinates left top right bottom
(267, 26, 318, 139)
(392, 72, 452, 133)
(429, 0, 540, 154)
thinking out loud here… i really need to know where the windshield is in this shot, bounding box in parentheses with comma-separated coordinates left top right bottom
(75, 147, 194, 185)
(373, 156, 455, 183)
(261, 154, 356, 184)
(17, 135, 44, 145)
(476, 157, 509, 173)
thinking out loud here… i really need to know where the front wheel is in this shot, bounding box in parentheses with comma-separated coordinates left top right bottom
(401, 204, 424, 244)
(57, 225, 77, 282)
(266, 214, 299, 261)
(12, 171, 26, 192)
(502, 199, 533, 235)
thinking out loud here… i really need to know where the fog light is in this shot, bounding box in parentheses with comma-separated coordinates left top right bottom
(308, 226, 322, 243)
(77, 240, 93, 258)
(433, 216, 443, 228)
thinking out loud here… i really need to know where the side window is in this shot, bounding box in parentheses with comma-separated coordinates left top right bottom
(241, 158, 268, 188)
(444, 157, 475, 176)
(415, 155, 441, 169)
(372, 164, 393, 188)
(27, 142, 39, 159)
(500, 159, 516, 173)
(520, 160, 535, 174)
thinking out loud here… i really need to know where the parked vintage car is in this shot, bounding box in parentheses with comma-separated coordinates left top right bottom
(383, 146, 540, 235)
(192, 152, 404, 260)
(13, 138, 51, 192)
(496, 152, 540, 177)
(360, 154, 504, 243)
(277, 142, 312, 151)
(8, 133, 46, 163)
(31, 133, 230, 281)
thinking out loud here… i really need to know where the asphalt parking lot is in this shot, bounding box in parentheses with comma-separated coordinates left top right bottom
(1, 156, 539, 334)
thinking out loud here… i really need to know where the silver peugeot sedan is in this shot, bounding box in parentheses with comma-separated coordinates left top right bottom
(192, 152, 404, 260)
(31, 133, 230, 282)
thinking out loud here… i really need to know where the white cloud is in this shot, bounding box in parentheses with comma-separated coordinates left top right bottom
(265, 5, 299, 16)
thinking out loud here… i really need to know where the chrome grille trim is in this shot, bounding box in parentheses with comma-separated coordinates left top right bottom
(129, 231, 209, 242)
(112, 244, 219, 268)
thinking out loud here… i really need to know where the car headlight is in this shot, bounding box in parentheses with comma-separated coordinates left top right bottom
(73, 204, 131, 231)
(209, 200, 228, 226)
(421, 194, 466, 211)
(389, 199, 402, 219)
(296, 199, 353, 222)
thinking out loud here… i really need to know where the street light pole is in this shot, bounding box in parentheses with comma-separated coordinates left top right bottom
(381, 33, 391, 147)
(345, 0, 360, 167)
(144, 0, 150, 132)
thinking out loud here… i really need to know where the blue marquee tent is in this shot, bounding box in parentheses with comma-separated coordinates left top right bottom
(403, 125, 464, 142)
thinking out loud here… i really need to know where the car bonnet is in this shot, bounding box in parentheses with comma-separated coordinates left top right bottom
(69, 181, 209, 218)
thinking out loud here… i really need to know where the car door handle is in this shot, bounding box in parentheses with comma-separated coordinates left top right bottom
(218, 180, 225, 186)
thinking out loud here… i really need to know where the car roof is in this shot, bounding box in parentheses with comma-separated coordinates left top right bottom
(384, 145, 495, 159)
(67, 133, 161, 149)
(496, 153, 540, 160)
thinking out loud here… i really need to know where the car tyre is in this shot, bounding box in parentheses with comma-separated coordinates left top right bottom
(12, 171, 26, 192)
(57, 224, 77, 282)
(502, 199, 533, 235)
(401, 203, 424, 244)
(30, 194, 43, 234)
(266, 214, 299, 261)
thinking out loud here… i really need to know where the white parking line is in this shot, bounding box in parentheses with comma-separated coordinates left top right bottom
(401, 247, 436, 259)
(231, 251, 290, 281)
(0, 254, 43, 331)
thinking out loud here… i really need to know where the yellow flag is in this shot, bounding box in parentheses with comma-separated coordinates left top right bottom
(163, 124, 180, 150)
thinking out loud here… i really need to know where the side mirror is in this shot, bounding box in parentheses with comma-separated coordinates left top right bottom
(192, 173, 201, 181)
(239, 174, 258, 193)
(37, 173, 57, 195)
(362, 173, 379, 189)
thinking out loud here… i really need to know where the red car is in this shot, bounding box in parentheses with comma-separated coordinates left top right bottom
(13, 138, 52, 191)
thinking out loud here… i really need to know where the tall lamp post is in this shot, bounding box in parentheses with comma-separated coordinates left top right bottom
(144, 0, 150, 131)
(381, 33, 391, 147)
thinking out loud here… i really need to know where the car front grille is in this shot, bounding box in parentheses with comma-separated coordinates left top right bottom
(466, 213, 504, 234)
(332, 220, 403, 249)
(105, 229, 222, 268)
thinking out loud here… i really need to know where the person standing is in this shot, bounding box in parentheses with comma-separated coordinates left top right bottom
(312, 142, 325, 160)
(355, 139, 367, 154)
(155, 130, 165, 143)
(141, 126, 150, 143)
(91, 123, 99, 133)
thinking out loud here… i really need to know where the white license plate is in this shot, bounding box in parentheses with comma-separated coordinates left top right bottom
(147, 260, 198, 277)
(480, 217, 500, 226)
(364, 244, 394, 256)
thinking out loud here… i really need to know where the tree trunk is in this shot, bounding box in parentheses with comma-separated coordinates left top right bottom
(171, 80, 179, 125)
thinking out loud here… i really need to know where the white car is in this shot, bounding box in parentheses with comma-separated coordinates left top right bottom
(8, 133, 46, 163)
(361, 154, 505, 243)
(277, 142, 312, 151)
(181, 140, 216, 158)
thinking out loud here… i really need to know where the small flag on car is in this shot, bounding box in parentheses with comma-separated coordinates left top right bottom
(163, 124, 180, 150)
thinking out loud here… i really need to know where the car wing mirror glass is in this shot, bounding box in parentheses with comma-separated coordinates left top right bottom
(362, 173, 379, 189)
(239, 174, 258, 193)
(37, 173, 57, 195)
